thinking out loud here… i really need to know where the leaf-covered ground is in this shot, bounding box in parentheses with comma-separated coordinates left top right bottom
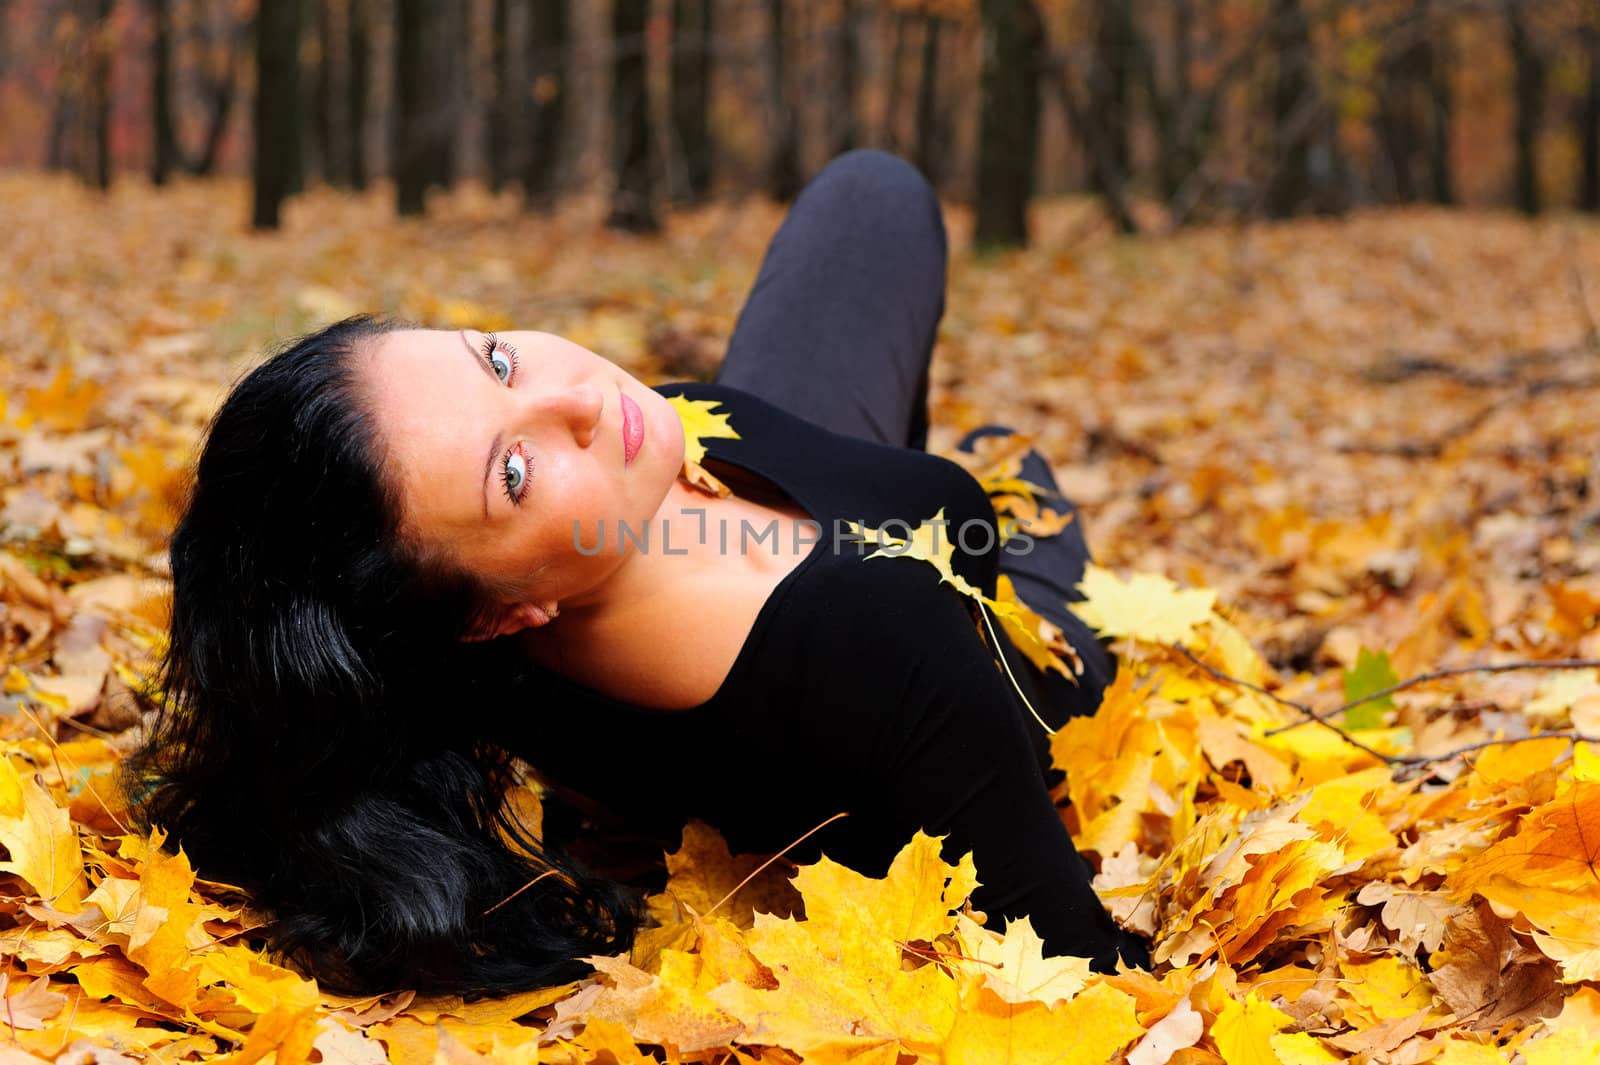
(4, 172, 1600, 1062)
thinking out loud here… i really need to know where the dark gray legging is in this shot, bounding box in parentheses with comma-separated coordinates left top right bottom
(714, 149, 1115, 771)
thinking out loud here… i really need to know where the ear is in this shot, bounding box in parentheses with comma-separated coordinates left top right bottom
(461, 601, 558, 642)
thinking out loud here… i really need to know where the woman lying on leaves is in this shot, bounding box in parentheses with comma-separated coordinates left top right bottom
(121, 150, 1150, 997)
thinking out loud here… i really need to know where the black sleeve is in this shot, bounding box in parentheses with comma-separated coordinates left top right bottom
(799, 561, 1141, 972)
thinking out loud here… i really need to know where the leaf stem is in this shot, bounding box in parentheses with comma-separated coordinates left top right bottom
(977, 598, 1057, 735)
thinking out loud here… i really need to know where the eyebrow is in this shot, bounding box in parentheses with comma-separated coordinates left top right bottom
(459, 330, 500, 520)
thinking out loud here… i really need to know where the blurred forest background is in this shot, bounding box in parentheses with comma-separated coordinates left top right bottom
(4, 0, 1600, 242)
(13, 3, 1600, 1061)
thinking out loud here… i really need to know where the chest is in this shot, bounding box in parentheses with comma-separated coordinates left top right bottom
(541, 465, 819, 711)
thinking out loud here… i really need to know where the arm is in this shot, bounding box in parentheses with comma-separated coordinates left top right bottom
(822, 565, 1141, 971)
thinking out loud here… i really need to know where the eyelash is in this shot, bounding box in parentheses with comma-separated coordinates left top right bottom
(502, 441, 529, 506)
(484, 333, 529, 505)
(481, 332, 520, 385)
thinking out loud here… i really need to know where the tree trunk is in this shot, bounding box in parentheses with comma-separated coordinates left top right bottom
(47, 4, 86, 173)
(1088, 0, 1132, 180)
(526, 0, 567, 209)
(86, 0, 114, 190)
(1265, 0, 1313, 218)
(150, 0, 179, 184)
(348, 0, 370, 188)
(766, 0, 801, 202)
(1581, 14, 1600, 212)
(431, 2, 463, 192)
(671, 0, 713, 202)
(833, 0, 859, 156)
(0, 0, 11, 77)
(488, 0, 520, 191)
(189, 16, 242, 177)
(47, 86, 76, 172)
(395, 0, 447, 215)
(253, 0, 302, 227)
(1429, 4, 1454, 205)
(313, 0, 345, 186)
(883, 9, 910, 151)
(1375, 4, 1427, 203)
(1156, 0, 1192, 201)
(913, 16, 943, 186)
(608, 0, 658, 230)
(1508, 1, 1544, 216)
(1045, 41, 1138, 233)
(974, 0, 1044, 247)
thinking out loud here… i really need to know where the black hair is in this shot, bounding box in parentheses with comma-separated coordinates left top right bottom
(119, 315, 643, 996)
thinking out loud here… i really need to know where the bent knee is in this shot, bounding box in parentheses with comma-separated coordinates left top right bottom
(810, 150, 945, 244)
(825, 149, 934, 198)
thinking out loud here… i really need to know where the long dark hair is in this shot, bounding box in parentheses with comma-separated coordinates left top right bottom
(120, 315, 642, 995)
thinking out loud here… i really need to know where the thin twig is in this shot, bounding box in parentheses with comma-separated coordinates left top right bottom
(1173, 645, 1600, 768)
(897, 939, 997, 972)
(1173, 646, 1400, 764)
(1263, 658, 1600, 735)
(702, 811, 850, 920)
(15, 701, 131, 835)
(1363, 342, 1585, 387)
(481, 870, 558, 918)
(1340, 374, 1600, 457)
(1421, 730, 1600, 762)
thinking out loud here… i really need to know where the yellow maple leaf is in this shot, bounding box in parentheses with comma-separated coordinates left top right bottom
(668, 395, 741, 497)
(1270, 1031, 1342, 1065)
(19, 364, 104, 432)
(1453, 780, 1600, 895)
(703, 832, 976, 1061)
(847, 506, 982, 599)
(1523, 987, 1600, 1064)
(1525, 669, 1600, 721)
(648, 819, 799, 934)
(953, 912, 1093, 1007)
(1525, 1027, 1600, 1065)
(566, 1017, 660, 1064)
(846, 510, 1085, 731)
(1212, 992, 1293, 1065)
(584, 949, 747, 1054)
(1339, 956, 1433, 1022)
(788, 830, 979, 948)
(943, 980, 1143, 1065)
(1430, 1037, 1513, 1065)
(709, 909, 959, 1061)
(0, 754, 86, 913)
(1071, 564, 1217, 646)
(989, 573, 1084, 680)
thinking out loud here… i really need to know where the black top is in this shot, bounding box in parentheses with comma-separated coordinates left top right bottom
(492, 382, 1131, 969)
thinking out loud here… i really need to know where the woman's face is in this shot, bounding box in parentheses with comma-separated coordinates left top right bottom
(361, 328, 686, 615)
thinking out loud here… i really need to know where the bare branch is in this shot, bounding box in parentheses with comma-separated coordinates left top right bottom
(1171, 646, 1600, 771)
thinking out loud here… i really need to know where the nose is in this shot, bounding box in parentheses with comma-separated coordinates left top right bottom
(528, 380, 603, 447)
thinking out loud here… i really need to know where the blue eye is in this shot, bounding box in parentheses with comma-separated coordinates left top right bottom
(482, 333, 519, 384)
(502, 441, 530, 505)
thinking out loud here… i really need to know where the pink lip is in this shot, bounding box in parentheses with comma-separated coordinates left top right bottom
(620, 392, 643, 464)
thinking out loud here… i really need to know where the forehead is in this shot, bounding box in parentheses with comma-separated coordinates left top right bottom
(362, 329, 485, 533)
(368, 327, 466, 374)
(364, 329, 478, 443)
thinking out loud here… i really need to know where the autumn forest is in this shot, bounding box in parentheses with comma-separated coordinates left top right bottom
(6, 0, 1600, 1063)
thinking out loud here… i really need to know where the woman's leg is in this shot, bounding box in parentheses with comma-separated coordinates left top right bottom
(716, 149, 947, 450)
(956, 426, 1116, 777)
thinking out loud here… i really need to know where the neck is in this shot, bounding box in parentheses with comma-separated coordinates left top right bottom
(516, 476, 744, 656)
